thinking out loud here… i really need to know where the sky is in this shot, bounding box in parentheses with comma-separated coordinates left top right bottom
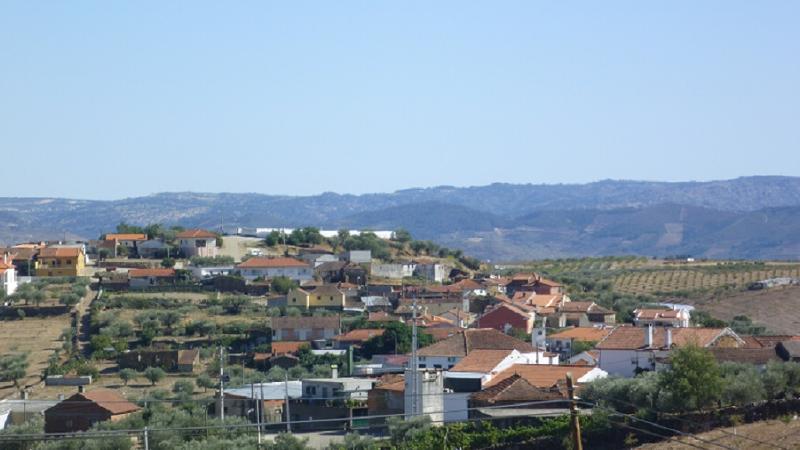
(1, 1, 798, 199)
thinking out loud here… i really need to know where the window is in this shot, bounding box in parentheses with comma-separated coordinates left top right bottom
(447, 357, 457, 362)
(433, 364, 442, 369)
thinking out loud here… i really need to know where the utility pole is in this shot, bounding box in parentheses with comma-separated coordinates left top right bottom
(257, 382, 264, 445)
(566, 373, 583, 450)
(284, 372, 291, 432)
(143, 426, 149, 450)
(410, 293, 418, 417)
(219, 346, 225, 422)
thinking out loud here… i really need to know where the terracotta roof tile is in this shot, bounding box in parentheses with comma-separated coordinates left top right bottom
(333, 328, 385, 342)
(237, 257, 309, 269)
(64, 389, 141, 415)
(596, 327, 736, 350)
(548, 327, 615, 342)
(418, 329, 533, 357)
(104, 233, 148, 241)
(271, 341, 308, 355)
(176, 229, 217, 239)
(449, 349, 514, 373)
(39, 247, 82, 258)
(471, 374, 565, 402)
(486, 365, 595, 389)
(128, 268, 175, 278)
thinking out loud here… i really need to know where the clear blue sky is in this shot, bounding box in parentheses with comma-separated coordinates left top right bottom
(1, 2, 798, 199)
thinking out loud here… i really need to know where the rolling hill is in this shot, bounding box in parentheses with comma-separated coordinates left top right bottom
(1, 176, 799, 261)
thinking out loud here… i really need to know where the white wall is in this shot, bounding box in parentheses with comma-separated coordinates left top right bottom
(598, 349, 654, 378)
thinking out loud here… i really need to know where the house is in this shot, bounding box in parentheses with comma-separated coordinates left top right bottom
(445, 349, 558, 392)
(332, 328, 385, 349)
(555, 302, 616, 327)
(633, 308, 691, 328)
(710, 347, 782, 368)
(596, 326, 745, 377)
(286, 285, 346, 309)
(469, 374, 566, 413)
(176, 229, 219, 258)
(271, 341, 308, 355)
(44, 389, 140, 433)
(104, 233, 147, 256)
(236, 257, 312, 282)
(128, 268, 176, 289)
(137, 239, 170, 259)
(477, 303, 537, 334)
(118, 349, 199, 373)
(343, 250, 371, 264)
(290, 375, 376, 431)
(416, 328, 534, 370)
(568, 350, 600, 366)
(484, 364, 607, 390)
(188, 265, 234, 280)
(367, 375, 405, 423)
(546, 327, 615, 358)
(270, 316, 341, 342)
(505, 273, 564, 297)
(415, 264, 451, 283)
(0, 254, 18, 296)
(219, 381, 302, 425)
(0, 248, 38, 276)
(37, 247, 85, 277)
(371, 263, 416, 279)
(776, 341, 800, 362)
(361, 296, 392, 311)
(438, 308, 474, 328)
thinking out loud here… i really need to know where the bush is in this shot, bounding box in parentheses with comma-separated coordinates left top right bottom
(172, 380, 194, 396)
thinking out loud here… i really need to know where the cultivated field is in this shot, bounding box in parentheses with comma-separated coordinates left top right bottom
(0, 315, 71, 399)
(636, 418, 800, 449)
(613, 264, 800, 296)
(693, 285, 800, 335)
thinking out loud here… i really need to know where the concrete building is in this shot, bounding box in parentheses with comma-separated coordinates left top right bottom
(236, 257, 312, 282)
(405, 369, 444, 424)
(176, 229, 219, 258)
(371, 263, 416, 279)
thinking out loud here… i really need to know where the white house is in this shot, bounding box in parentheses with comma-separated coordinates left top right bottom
(596, 326, 745, 378)
(176, 229, 218, 258)
(0, 254, 18, 296)
(371, 263, 416, 279)
(235, 257, 312, 282)
(188, 266, 234, 280)
(416, 328, 536, 370)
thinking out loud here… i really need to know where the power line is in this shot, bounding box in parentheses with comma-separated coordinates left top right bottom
(589, 396, 790, 450)
(608, 417, 711, 450)
(0, 398, 575, 442)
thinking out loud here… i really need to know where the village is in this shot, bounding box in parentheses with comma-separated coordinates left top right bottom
(1, 224, 799, 448)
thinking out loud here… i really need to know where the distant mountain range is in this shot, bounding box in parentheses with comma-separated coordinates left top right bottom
(2, 176, 800, 261)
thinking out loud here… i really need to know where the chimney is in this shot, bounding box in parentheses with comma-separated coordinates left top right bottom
(645, 324, 653, 348)
(78, 385, 86, 393)
(331, 364, 338, 379)
(666, 328, 673, 348)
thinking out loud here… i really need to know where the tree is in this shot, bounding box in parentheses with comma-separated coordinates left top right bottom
(161, 257, 176, 268)
(359, 322, 433, 359)
(271, 276, 297, 295)
(393, 229, 412, 243)
(59, 293, 81, 307)
(264, 433, 312, 450)
(196, 374, 215, 393)
(327, 433, 379, 450)
(32, 291, 46, 308)
(143, 367, 166, 386)
(0, 353, 29, 388)
(264, 230, 283, 247)
(173, 380, 194, 396)
(119, 368, 138, 386)
(658, 345, 721, 411)
(719, 362, 766, 406)
(388, 415, 432, 446)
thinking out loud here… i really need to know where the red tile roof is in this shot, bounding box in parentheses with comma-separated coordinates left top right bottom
(596, 327, 736, 350)
(128, 268, 175, 278)
(417, 328, 533, 357)
(548, 327, 615, 342)
(237, 257, 309, 269)
(486, 365, 596, 389)
(449, 349, 514, 373)
(271, 341, 308, 355)
(176, 229, 217, 239)
(332, 328, 385, 342)
(52, 389, 141, 415)
(104, 233, 147, 241)
(39, 247, 82, 258)
(471, 374, 565, 403)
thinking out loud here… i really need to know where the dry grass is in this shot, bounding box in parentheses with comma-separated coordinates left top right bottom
(0, 316, 71, 399)
(635, 418, 800, 449)
(694, 285, 800, 334)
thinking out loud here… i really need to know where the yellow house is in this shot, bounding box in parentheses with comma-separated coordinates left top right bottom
(37, 247, 85, 277)
(286, 285, 346, 309)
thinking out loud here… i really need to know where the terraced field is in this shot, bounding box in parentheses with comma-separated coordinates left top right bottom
(612, 264, 800, 296)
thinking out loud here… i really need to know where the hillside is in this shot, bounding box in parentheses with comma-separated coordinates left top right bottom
(1, 177, 800, 260)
